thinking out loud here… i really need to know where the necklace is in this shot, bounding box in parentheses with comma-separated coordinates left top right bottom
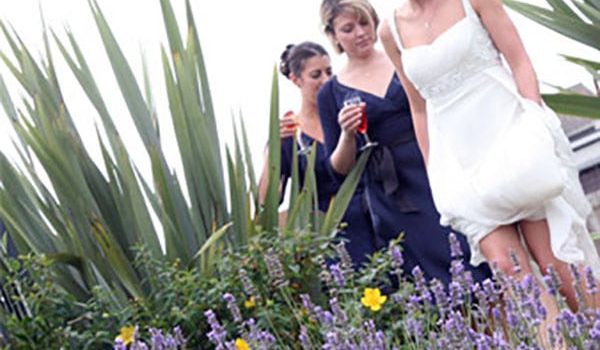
(422, 1, 439, 30)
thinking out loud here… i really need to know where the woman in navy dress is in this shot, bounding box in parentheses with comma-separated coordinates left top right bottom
(258, 42, 376, 268)
(318, 0, 491, 285)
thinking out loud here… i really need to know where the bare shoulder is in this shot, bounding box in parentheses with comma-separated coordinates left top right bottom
(379, 19, 392, 42)
(395, 1, 412, 19)
(379, 20, 399, 55)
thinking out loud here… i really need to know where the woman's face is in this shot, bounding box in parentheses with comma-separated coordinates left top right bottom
(295, 54, 332, 105)
(331, 10, 376, 58)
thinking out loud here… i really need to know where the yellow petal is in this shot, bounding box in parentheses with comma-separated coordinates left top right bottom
(236, 338, 251, 350)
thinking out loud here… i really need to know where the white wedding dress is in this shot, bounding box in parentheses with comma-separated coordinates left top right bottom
(388, 0, 600, 276)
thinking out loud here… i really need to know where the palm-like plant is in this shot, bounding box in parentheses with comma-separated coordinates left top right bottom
(505, 0, 600, 118)
(0, 0, 367, 308)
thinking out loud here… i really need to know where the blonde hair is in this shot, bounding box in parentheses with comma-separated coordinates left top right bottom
(320, 0, 380, 54)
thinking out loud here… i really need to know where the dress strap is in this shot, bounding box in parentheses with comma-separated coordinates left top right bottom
(387, 9, 405, 52)
(461, 0, 476, 18)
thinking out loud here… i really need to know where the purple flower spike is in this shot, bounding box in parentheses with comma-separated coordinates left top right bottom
(584, 266, 598, 295)
(329, 263, 346, 288)
(448, 232, 463, 258)
(264, 248, 289, 289)
(223, 293, 242, 322)
(590, 319, 600, 341)
(113, 339, 127, 350)
(299, 326, 311, 350)
(389, 244, 404, 270)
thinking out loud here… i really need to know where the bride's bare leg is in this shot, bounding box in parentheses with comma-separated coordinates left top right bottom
(522, 219, 600, 311)
(479, 224, 558, 348)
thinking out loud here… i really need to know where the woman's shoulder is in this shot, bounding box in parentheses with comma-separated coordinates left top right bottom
(318, 75, 343, 100)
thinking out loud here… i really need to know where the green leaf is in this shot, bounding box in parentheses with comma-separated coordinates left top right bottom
(504, 0, 600, 50)
(189, 222, 232, 266)
(320, 149, 372, 235)
(261, 66, 281, 233)
(542, 93, 600, 118)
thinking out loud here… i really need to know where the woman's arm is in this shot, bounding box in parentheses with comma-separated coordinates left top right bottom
(379, 20, 430, 163)
(472, 0, 541, 104)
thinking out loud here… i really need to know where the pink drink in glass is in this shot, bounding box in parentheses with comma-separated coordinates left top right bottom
(356, 105, 368, 134)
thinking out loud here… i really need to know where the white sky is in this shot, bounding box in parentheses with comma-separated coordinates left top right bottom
(0, 0, 597, 183)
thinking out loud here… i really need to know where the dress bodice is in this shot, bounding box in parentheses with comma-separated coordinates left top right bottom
(390, 0, 501, 99)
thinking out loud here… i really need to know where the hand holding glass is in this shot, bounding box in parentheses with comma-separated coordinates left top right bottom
(343, 93, 377, 151)
(282, 110, 310, 155)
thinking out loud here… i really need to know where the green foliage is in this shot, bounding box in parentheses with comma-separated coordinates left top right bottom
(0, 254, 122, 349)
(505, 0, 600, 118)
(0, 0, 367, 311)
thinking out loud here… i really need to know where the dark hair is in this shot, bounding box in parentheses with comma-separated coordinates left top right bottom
(279, 41, 329, 79)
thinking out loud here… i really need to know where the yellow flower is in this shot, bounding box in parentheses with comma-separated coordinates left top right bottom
(115, 325, 136, 345)
(361, 288, 387, 312)
(244, 296, 256, 309)
(235, 338, 251, 350)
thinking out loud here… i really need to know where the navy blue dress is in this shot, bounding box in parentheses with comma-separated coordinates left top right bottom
(317, 74, 491, 285)
(279, 133, 376, 268)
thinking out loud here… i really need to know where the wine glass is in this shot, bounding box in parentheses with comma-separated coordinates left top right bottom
(296, 131, 311, 156)
(284, 111, 311, 155)
(343, 92, 378, 151)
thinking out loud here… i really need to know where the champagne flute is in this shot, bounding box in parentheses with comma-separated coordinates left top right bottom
(343, 92, 378, 151)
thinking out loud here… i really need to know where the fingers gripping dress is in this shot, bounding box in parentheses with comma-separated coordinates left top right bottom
(388, 0, 600, 276)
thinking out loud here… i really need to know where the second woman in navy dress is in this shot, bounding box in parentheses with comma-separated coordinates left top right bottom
(318, 0, 491, 285)
(258, 42, 377, 268)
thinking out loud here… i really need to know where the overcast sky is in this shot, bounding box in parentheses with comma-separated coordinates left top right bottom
(0, 0, 597, 182)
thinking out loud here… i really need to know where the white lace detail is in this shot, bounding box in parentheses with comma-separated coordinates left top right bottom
(418, 18, 501, 99)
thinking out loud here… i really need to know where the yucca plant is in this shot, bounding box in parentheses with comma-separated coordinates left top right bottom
(505, 0, 600, 118)
(0, 0, 367, 309)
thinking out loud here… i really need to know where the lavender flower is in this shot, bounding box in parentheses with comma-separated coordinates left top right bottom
(430, 278, 449, 317)
(363, 319, 386, 350)
(204, 309, 228, 348)
(317, 257, 335, 292)
(298, 326, 312, 350)
(223, 293, 242, 323)
(389, 244, 404, 271)
(509, 249, 522, 274)
(300, 293, 316, 315)
(329, 297, 348, 324)
(130, 341, 149, 350)
(238, 268, 258, 298)
(334, 241, 354, 276)
(329, 263, 346, 288)
(542, 265, 561, 297)
(264, 248, 289, 289)
(448, 281, 464, 309)
(584, 266, 598, 296)
(482, 278, 499, 305)
(590, 319, 600, 341)
(411, 266, 428, 297)
(114, 339, 127, 350)
(149, 328, 165, 349)
(448, 232, 463, 258)
(406, 317, 424, 339)
(173, 326, 186, 346)
(323, 330, 341, 350)
(570, 264, 587, 311)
